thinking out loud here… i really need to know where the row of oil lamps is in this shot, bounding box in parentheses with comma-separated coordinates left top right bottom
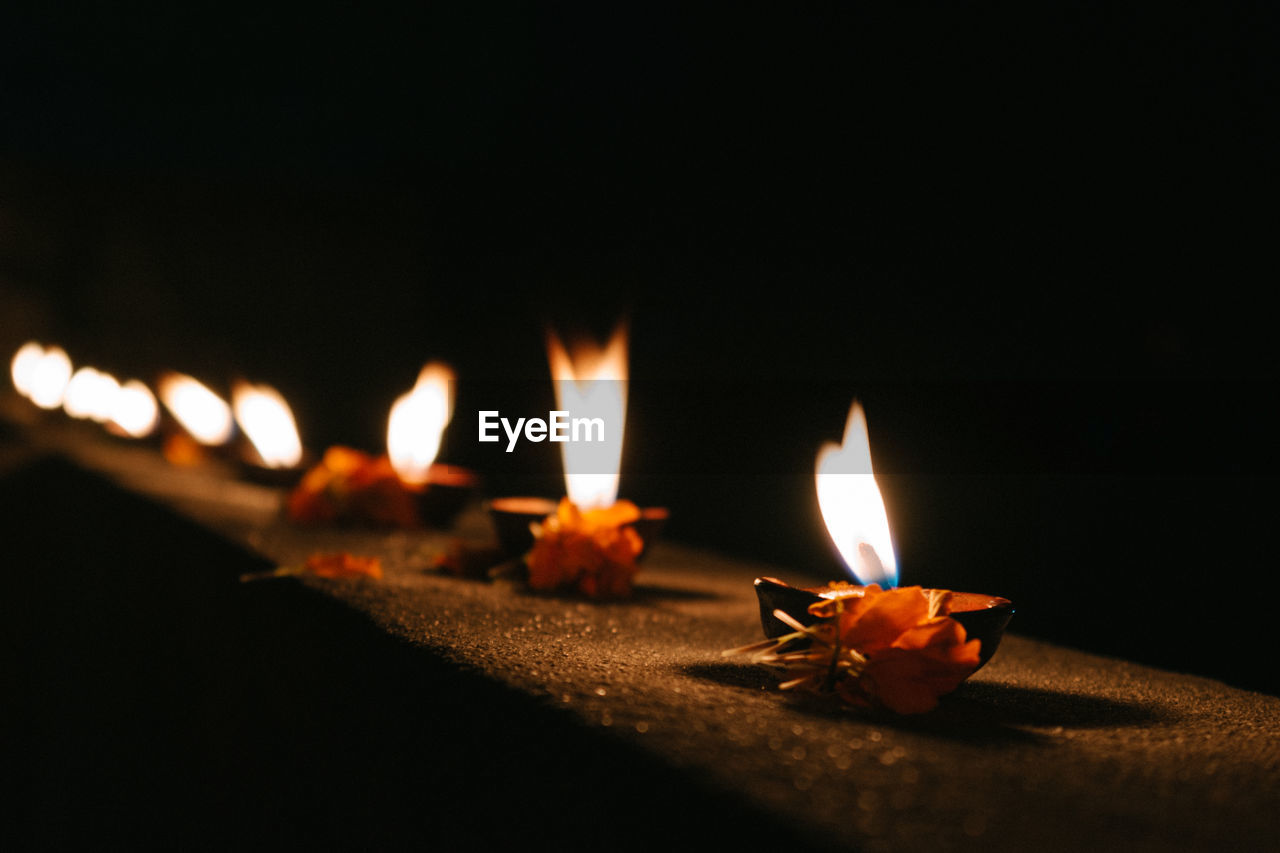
(11, 339, 438, 479)
(8, 331, 907, 589)
(9, 331, 1014, 682)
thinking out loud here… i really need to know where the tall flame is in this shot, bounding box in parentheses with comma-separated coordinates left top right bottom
(387, 362, 455, 485)
(109, 380, 160, 438)
(13, 343, 73, 410)
(815, 401, 898, 587)
(232, 380, 303, 468)
(547, 324, 628, 509)
(158, 372, 235, 445)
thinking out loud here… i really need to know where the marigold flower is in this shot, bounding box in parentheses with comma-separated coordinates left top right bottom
(286, 446, 419, 528)
(526, 498, 644, 598)
(726, 584, 981, 714)
(240, 551, 384, 583)
(303, 552, 384, 580)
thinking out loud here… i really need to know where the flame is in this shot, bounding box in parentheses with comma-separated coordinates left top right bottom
(547, 325, 627, 509)
(158, 372, 234, 445)
(109, 380, 160, 438)
(232, 380, 303, 468)
(64, 367, 121, 422)
(11, 341, 45, 396)
(14, 344, 74, 410)
(815, 401, 898, 587)
(386, 362, 455, 485)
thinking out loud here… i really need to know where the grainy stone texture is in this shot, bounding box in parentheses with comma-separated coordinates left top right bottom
(7, 426, 1280, 852)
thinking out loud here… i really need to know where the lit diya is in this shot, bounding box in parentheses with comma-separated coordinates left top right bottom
(488, 324, 667, 597)
(11, 342, 73, 413)
(156, 371, 236, 465)
(231, 379, 308, 485)
(489, 497, 668, 561)
(65, 366, 161, 441)
(10, 343, 162, 442)
(729, 401, 1013, 714)
(105, 380, 161, 441)
(63, 365, 121, 424)
(287, 362, 477, 528)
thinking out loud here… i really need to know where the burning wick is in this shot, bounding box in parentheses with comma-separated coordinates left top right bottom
(158, 372, 234, 446)
(486, 322, 667, 597)
(232, 380, 303, 469)
(10, 342, 45, 395)
(387, 362, 454, 486)
(287, 361, 473, 528)
(11, 342, 73, 410)
(10, 343, 159, 439)
(108, 380, 160, 438)
(745, 399, 1014, 712)
(547, 324, 628, 510)
(815, 400, 898, 587)
(63, 367, 121, 422)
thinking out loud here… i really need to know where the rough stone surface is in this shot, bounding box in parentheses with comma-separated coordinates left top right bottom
(7, 429, 1280, 851)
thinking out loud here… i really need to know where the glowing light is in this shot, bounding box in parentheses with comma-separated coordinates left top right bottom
(815, 401, 898, 587)
(158, 372, 234, 445)
(24, 346, 74, 410)
(547, 324, 627, 509)
(11, 342, 45, 397)
(109, 380, 160, 438)
(387, 362, 454, 485)
(232, 380, 303, 468)
(64, 367, 121, 422)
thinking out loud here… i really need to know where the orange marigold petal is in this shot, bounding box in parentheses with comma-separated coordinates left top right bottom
(554, 497, 582, 527)
(321, 446, 374, 476)
(527, 536, 570, 590)
(524, 499, 641, 598)
(304, 552, 383, 580)
(894, 618, 980, 662)
(584, 499, 641, 528)
(839, 585, 932, 653)
(860, 651, 950, 714)
(287, 447, 422, 528)
(857, 620, 981, 713)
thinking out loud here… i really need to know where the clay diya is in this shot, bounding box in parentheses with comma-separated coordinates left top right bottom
(754, 577, 1014, 670)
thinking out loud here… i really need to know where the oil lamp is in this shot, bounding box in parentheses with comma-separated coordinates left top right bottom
(106, 380, 160, 440)
(11, 342, 73, 411)
(386, 362, 477, 526)
(286, 362, 476, 528)
(489, 324, 667, 560)
(156, 372, 236, 465)
(754, 401, 1013, 669)
(231, 379, 307, 485)
(64, 367, 160, 441)
(63, 366, 121, 423)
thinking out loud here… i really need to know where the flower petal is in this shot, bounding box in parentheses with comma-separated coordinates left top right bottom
(839, 585, 932, 653)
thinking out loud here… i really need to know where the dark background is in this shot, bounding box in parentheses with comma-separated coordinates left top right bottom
(2, 4, 1276, 693)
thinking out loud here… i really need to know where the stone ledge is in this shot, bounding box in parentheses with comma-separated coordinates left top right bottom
(6, 433, 1279, 852)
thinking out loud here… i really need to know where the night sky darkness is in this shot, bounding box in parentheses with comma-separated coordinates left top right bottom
(2, 4, 1276, 693)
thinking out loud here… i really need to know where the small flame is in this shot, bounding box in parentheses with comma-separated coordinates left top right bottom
(11, 342, 45, 396)
(387, 362, 455, 485)
(815, 401, 898, 587)
(109, 380, 160, 438)
(158, 372, 234, 445)
(232, 380, 303, 468)
(64, 367, 121, 422)
(15, 344, 74, 410)
(547, 324, 628, 509)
